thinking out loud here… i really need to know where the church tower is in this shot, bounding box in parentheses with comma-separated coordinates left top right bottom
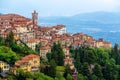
(32, 10, 38, 29)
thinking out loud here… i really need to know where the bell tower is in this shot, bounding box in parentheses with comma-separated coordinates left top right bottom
(32, 10, 38, 29)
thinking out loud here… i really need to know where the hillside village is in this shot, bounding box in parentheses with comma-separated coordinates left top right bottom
(0, 11, 112, 79)
(0, 10, 111, 56)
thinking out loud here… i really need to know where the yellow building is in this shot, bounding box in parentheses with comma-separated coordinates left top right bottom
(0, 61, 10, 73)
(15, 54, 40, 72)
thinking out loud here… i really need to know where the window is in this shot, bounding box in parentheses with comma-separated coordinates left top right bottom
(34, 61, 37, 64)
(4, 66, 7, 69)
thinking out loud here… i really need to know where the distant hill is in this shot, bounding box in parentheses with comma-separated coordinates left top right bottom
(71, 12, 120, 24)
(39, 12, 120, 25)
(0, 13, 2, 16)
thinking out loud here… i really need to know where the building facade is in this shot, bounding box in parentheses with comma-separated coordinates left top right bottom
(15, 54, 40, 72)
(0, 61, 10, 73)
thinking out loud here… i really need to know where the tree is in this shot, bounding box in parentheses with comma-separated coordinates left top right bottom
(55, 72, 65, 80)
(89, 75, 97, 80)
(102, 63, 118, 80)
(81, 62, 90, 76)
(51, 43, 58, 63)
(51, 42, 65, 66)
(49, 59, 57, 78)
(64, 65, 72, 79)
(66, 74, 72, 80)
(84, 48, 96, 64)
(69, 45, 75, 58)
(33, 72, 54, 80)
(0, 46, 19, 65)
(74, 51, 81, 73)
(5, 31, 14, 46)
(44, 59, 56, 78)
(117, 65, 120, 79)
(0, 36, 4, 46)
(93, 64, 103, 79)
(77, 74, 88, 80)
(46, 52, 52, 62)
(111, 44, 120, 64)
(15, 69, 30, 80)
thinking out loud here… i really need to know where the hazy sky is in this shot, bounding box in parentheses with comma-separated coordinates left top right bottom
(0, 0, 120, 17)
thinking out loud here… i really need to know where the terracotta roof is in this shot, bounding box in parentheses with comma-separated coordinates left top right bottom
(0, 14, 31, 28)
(15, 54, 39, 66)
(40, 27, 51, 31)
(11, 21, 27, 24)
(41, 46, 51, 50)
(27, 39, 39, 43)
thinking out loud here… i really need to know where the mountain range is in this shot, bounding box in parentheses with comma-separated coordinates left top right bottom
(39, 12, 120, 24)
(0, 13, 2, 16)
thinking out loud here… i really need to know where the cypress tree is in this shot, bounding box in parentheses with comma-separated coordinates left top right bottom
(81, 62, 90, 76)
(93, 64, 103, 79)
(51, 42, 65, 66)
(5, 31, 14, 46)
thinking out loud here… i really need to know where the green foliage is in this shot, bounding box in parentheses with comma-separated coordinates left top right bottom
(71, 45, 120, 80)
(0, 31, 37, 59)
(2, 29, 120, 80)
(49, 59, 57, 78)
(0, 32, 37, 67)
(89, 75, 98, 80)
(83, 47, 96, 64)
(81, 62, 90, 76)
(69, 45, 75, 58)
(44, 59, 57, 78)
(15, 69, 33, 80)
(66, 74, 72, 80)
(51, 42, 65, 66)
(74, 47, 97, 74)
(77, 74, 87, 80)
(74, 49, 81, 73)
(95, 48, 110, 66)
(0, 46, 19, 65)
(8, 69, 55, 80)
(34, 72, 54, 80)
(10, 42, 37, 56)
(117, 65, 120, 79)
(84, 48, 96, 64)
(102, 62, 118, 80)
(46, 52, 52, 62)
(63, 65, 72, 79)
(55, 72, 65, 80)
(56, 66, 65, 72)
(5, 31, 14, 46)
(0, 36, 5, 46)
(93, 63, 103, 79)
(111, 44, 120, 64)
